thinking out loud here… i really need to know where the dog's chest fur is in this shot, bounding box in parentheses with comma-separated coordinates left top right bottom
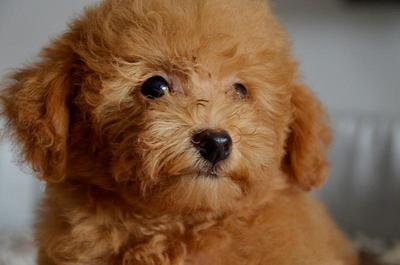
(121, 213, 236, 265)
(37, 185, 248, 265)
(36, 187, 357, 265)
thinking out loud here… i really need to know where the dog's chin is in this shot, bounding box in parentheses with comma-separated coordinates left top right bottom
(151, 172, 245, 214)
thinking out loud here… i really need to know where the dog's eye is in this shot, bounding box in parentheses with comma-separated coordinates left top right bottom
(233, 83, 247, 99)
(141, 76, 170, 99)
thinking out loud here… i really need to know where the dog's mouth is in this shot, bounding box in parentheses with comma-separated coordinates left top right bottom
(190, 162, 226, 179)
(196, 168, 219, 178)
(187, 150, 229, 179)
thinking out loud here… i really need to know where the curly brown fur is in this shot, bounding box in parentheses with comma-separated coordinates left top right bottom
(0, 0, 358, 264)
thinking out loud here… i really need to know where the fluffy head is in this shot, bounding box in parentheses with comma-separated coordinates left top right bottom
(0, 0, 331, 215)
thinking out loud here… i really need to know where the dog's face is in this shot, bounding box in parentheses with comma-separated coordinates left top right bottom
(1, 0, 331, 214)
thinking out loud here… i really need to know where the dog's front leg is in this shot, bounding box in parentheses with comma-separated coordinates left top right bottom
(122, 235, 186, 265)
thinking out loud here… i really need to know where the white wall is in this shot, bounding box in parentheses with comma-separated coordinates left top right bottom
(275, 0, 400, 115)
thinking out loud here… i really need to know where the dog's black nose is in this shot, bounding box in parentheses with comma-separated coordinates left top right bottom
(192, 129, 232, 164)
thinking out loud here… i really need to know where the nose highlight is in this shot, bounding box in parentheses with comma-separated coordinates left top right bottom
(192, 129, 232, 164)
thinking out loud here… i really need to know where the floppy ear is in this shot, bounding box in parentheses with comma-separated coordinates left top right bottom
(0, 39, 77, 182)
(283, 84, 332, 191)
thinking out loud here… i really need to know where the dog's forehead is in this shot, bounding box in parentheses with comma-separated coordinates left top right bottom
(82, 0, 284, 65)
(171, 69, 238, 96)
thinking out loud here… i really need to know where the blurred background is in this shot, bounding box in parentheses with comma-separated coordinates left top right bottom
(0, 0, 399, 254)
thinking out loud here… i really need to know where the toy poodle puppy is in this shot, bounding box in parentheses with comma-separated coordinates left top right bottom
(1, 0, 359, 264)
